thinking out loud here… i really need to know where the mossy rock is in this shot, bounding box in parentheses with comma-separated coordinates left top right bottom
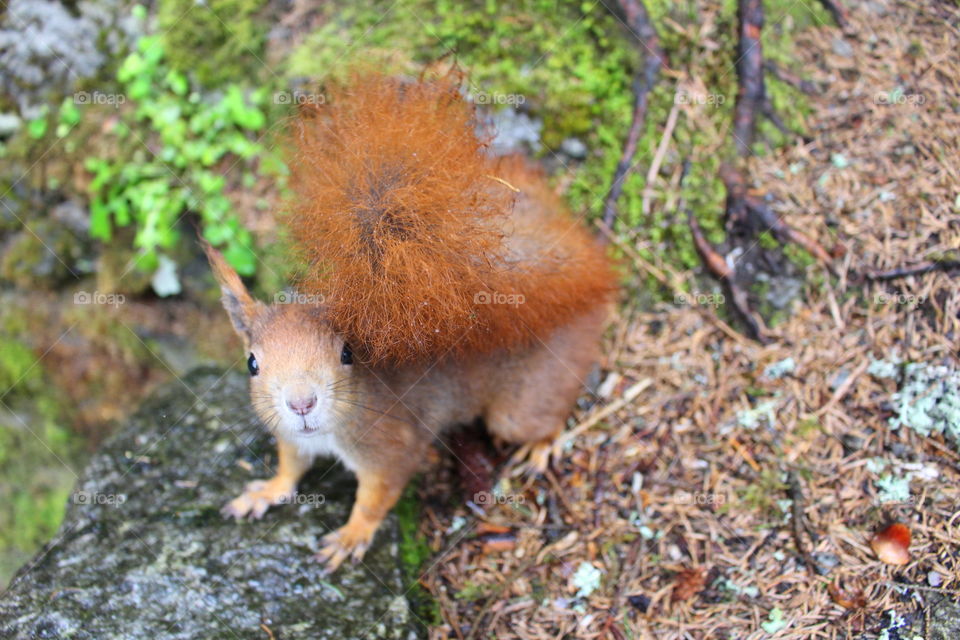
(0, 218, 90, 290)
(0, 368, 422, 639)
(158, 0, 270, 87)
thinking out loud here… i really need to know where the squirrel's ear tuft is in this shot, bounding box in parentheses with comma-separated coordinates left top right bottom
(201, 241, 262, 346)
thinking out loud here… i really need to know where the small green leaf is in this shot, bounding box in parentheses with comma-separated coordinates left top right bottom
(165, 70, 189, 96)
(27, 116, 48, 139)
(59, 97, 81, 127)
(223, 241, 256, 276)
(203, 223, 232, 245)
(89, 200, 111, 240)
(224, 85, 265, 131)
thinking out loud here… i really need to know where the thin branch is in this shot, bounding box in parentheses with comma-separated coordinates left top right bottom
(764, 61, 818, 95)
(866, 260, 960, 281)
(602, 0, 666, 230)
(733, 0, 765, 156)
(743, 195, 836, 272)
(687, 208, 767, 342)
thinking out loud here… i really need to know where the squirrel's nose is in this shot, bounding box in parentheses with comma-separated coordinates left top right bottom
(286, 394, 317, 416)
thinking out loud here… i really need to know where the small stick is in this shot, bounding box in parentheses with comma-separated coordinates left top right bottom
(787, 471, 820, 576)
(743, 195, 836, 272)
(865, 260, 960, 281)
(764, 61, 818, 95)
(688, 208, 768, 342)
(642, 99, 680, 216)
(559, 378, 653, 448)
(814, 358, 869, 416)
(733, 0, 765, 157)
(728, 436, 761, 472)
(602, 0, 666, 230)
(882, 581, 960, 595)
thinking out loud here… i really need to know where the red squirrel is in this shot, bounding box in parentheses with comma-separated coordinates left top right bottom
(205, 71, 617, 572)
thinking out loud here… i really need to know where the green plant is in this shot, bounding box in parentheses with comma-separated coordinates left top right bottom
(394, 481, 441, 627)
(84, 35, 269, 277)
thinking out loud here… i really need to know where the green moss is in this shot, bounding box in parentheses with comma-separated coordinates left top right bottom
(455, 580, 495, 602)
(0, 327, 79, 583)
(0, 219, 85, 290)
(158, 0, 269, 87)
(393, 480, 441, 627)
(731, 468, 788, 516)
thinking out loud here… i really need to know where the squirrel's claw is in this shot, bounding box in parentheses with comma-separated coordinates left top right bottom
(509, 439, 559, 477)
(314, 527, 372, 573)
(221, 479, 294, 520)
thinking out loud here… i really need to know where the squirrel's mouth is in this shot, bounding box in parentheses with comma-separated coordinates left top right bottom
(298, 421, 330, 437)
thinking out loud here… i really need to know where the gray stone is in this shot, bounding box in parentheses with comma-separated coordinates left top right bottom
(831, 37, 854, 58)
(488, 108, 542, 155)
(0, 368, 421, 640)
(0, 0, 143, 115)
(560, 137, 588, 160)
(926, 593, 960, 640)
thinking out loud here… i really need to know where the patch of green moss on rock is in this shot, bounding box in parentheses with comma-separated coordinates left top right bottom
(0, 369, 421, 638)
(158, 0, 270, 87)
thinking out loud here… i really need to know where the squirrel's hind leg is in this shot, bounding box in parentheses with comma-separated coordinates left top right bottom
(484, 308, 607, 476)
(483, 365, 582, 477)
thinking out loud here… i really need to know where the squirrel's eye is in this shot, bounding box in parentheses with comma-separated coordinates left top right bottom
(247, 353, 259, 376)
(340, 343, 353, 365)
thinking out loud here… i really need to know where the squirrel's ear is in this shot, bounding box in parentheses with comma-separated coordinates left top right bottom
(201, 241, 262, 346)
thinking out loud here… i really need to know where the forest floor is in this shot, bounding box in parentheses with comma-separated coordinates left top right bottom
(1, 0, 957, 637)
(411, 2, 960, 639)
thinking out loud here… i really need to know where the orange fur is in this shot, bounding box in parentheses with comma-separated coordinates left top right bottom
(285, 71, 616, 365)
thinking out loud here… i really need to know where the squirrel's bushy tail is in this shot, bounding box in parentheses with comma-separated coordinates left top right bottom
(285, 71, 616, 365)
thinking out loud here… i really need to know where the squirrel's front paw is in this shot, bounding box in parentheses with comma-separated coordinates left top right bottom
(314, 522, 375, 573)
(222, 479, 295, 520)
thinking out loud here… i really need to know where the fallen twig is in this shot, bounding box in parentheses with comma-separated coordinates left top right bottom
(744, 195, 836, 273)
(865, 260, 960, 281)
(688, 208, 767, 342)
(602, 0, 667, 230)
(786, 471, 821, 576)
(764, 61, 818, 95)
(733, 0, 765, 156)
